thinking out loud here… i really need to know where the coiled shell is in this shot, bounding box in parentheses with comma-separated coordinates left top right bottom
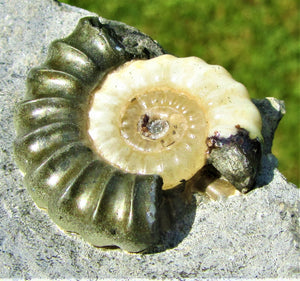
(14, 16, 263, 252)
(14, 17, 164, 252)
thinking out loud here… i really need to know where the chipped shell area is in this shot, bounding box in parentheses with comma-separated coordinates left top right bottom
(88, 54, 262, 189)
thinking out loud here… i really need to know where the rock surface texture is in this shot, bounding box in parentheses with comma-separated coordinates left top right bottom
(0, 0, 299, 279)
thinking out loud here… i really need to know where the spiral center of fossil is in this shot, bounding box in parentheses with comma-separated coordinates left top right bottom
(138, 114, 170, 140)
(89, 75, 209, 189)
(120, 93, 190, 153)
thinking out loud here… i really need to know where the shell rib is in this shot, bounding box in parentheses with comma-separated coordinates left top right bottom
(14, 16, 263, 252)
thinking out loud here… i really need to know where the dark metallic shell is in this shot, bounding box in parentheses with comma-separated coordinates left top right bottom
(14, 17, 164, 252)
(206, 128, 262, 193)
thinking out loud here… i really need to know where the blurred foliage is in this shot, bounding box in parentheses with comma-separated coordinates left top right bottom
(60, 0, 299, 186)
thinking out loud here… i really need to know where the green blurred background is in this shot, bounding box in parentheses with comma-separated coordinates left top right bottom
(60, 0, 299, 186)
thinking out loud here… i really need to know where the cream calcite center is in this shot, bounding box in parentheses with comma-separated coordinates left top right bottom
(88, 54, 262, 189)
(89, 86, 207, 189)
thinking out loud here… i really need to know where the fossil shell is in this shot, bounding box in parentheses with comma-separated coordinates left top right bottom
(14, 16, 263, 252)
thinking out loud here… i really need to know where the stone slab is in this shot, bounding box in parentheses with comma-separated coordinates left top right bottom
(0, 0, 299, 279)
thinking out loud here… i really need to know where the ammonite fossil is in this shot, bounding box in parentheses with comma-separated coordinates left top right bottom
(14, 17, 263, 252)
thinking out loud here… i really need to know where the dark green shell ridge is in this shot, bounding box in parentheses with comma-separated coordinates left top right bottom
(14, 17, 163, 252)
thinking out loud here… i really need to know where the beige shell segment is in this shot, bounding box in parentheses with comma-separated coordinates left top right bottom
(88, 54, 262, 189)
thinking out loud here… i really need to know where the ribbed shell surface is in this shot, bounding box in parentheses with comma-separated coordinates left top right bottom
(14, 17, 163, 253)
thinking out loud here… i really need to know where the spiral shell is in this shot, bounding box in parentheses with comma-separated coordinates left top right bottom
(88, 55, 262, 191)
(14, 17, 263, 252)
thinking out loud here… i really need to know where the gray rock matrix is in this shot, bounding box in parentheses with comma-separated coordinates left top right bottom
(0, 0, 299, 279)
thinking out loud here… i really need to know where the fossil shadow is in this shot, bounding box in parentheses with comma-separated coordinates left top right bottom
(144, 183, 198, 254)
